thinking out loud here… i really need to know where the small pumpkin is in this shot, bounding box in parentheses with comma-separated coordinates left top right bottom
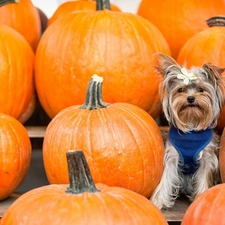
(48, 0, 121, 26)
(0, 113, 31, 201)
(0, 0, 41, 51)
(181, 184, 225, 225)
(137, 0, 225, 59)
(1, 151, 168, 225)
(42, 75, 164, 198)
(176, 16, 225, 134)
(35, 0, 170, 119)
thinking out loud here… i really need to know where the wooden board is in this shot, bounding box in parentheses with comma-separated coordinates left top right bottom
(0, 193, 21, 217)
(25, 126, 46, 138)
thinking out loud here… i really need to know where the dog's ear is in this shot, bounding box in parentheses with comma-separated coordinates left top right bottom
(203, 63, 225, 83)
(154, 53, 181, 77)
(203, 63, 225, 108)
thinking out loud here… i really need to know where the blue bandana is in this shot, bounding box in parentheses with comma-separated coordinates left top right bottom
(169, 126, 213, 175)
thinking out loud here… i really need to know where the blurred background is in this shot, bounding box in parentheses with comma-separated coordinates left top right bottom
(31, 0, 142, 18)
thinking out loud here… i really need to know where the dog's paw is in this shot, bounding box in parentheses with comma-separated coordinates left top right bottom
(150, 192, 176, 210)
(150, 196, 164, 210)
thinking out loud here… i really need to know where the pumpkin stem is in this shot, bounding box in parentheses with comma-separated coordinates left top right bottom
(206, 16, 225, 27)
(66, 150, 100, 194)
(96, 0, 111, 10)
(0, 0, 18, 7)
(80, 74, 109, 110)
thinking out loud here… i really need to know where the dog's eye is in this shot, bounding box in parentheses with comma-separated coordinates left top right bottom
(197, 87, 204, 92)
(178, 88, 185, 93)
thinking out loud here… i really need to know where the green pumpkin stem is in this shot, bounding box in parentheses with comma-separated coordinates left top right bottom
(66, 150, 100, 194)
(96, 0, 111, 10)
(80, 74, 109, 110)
(206, 16, 225, 27)
(0, 0, 18, 7)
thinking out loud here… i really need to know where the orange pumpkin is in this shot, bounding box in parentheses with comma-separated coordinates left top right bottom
(0, 24, 35, 123)
(42, 75, 164, 198)
(35, 0, 170, 119)
(0, 0, 41, 51)
(48, 0, 121, 26)
(137, 0, 225, 59)
(181, 184, 225, 225)
(0, 113, 31, 201)
(1, 151, 168, 225)
(176, 16, 225, 134)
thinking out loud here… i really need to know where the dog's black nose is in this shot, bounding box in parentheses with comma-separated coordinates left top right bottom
(187, 96, 195, 103)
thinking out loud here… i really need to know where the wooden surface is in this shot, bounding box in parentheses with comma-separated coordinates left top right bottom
(0, 126, 189, 222)
(25, 126, 46, 138)
(0, 193, 21, 217)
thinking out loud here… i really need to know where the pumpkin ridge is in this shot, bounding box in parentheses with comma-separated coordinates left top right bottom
(108, 105, 146, 188)
(100, 105, 134, 187)
(113, 104, 164, 193)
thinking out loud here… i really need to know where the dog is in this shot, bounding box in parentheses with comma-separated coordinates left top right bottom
(150, 53, 225, 210)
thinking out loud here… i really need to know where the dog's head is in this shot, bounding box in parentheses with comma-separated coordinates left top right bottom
(156, 53, 225, 132)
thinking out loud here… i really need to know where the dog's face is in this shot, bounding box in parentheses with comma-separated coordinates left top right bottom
(156, 53, 225, 132)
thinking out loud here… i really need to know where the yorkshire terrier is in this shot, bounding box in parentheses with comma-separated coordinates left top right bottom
(151, 53, 225, 210)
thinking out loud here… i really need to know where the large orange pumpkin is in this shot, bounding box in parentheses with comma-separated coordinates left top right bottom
(137, 0, 225, 59)
(0, 0, 41, 51)
(35, 0, 170, 119)
(181, 184, 225, 225)
(176, 16, 225, 134)
(0, 113, 31, 201)
(0, 24, 35, 123)
(42, 75, 164, 198)
(1, 151, 168, 225)
(48, 0, 121, 26)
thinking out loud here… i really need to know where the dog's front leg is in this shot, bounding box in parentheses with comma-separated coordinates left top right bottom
(191, 144, 219, 200)
(150, 144, 181, 210)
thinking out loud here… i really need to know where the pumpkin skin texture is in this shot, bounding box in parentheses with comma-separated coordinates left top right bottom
(0, 0, 41, 51)
(0, 25, 35, 123)
(48, 0, 121, 26)
(1, 185, 168, 225)
(35, 7, 171, 119)
(1, 151, 168, 225)
(42, 76, 164, 198)
(181, 184, 225, 225)
(0, 113, 31, 201)
(137, 0, 225, 59)
(176, 22, 225, 134)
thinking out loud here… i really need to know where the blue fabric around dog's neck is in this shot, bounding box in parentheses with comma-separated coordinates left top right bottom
(168, 126, 213, 175)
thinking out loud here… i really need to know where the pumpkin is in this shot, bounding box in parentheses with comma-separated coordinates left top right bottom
(0, 23, 35, 123)
(0, 113, 31, 201)
(35, 0, 170, 119)
(0, 0, 41, 51)
(137, 0, 225, 59)
(1, 151, 168, 225)
(48, 0, 121, 26)
(42, 75, 164, 198)
(176, 16, 225, 134)
(181, 184, 225, 225)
